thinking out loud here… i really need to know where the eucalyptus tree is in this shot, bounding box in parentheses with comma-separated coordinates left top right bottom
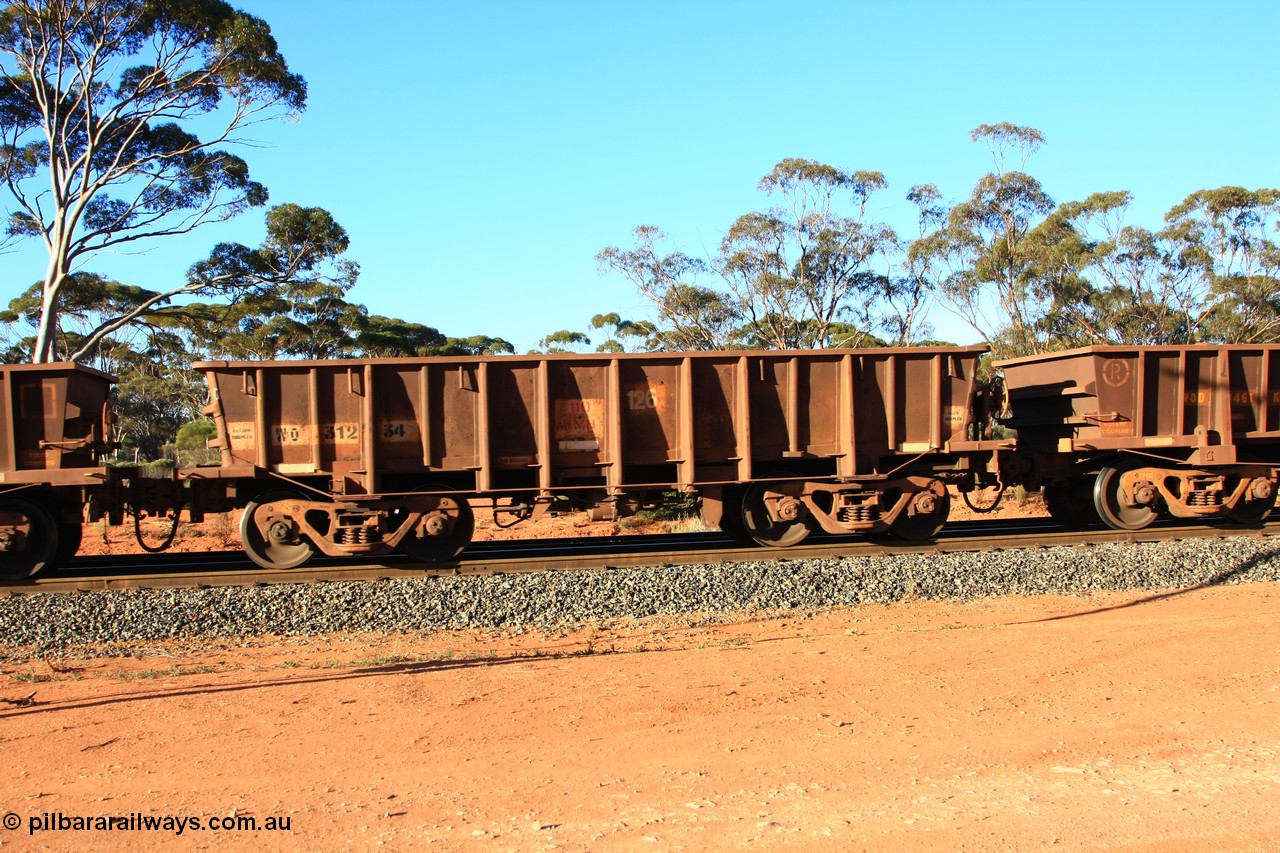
(434, 335, 514, 356)
(586, 312, 657, 352)
(1024, 191, 1196, 346)
(127, 203, 359, 360)
(350, 320, 514, 358)
(0, 0, 307, 362)
(531, 329, 593, 354)
(180, 287, 364, 361)
(719, 158, 897, 349)
(599, 159, 900, 352)
(884, 183, 948, 346)
(108, 329, 204, 459)
(1, 270, 162, 361)
(352, 315, 450, 358)
(1162, 187, 1280, 343)
(596, 225, 741, 350)
(908, 124, 1057, 357)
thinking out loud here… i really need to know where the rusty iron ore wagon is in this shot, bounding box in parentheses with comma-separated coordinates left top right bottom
(2, 343, 1277, 579)
(191, 346, 1000, 568)
(997, 344, 1280, 530)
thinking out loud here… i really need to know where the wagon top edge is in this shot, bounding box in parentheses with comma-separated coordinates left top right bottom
(994, 343, 1280, 369)
(191, 345, 991, 371)
(0, 362, 117, 381)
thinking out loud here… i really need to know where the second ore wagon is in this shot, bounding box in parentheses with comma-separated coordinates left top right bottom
(996, 344, 1280, 530)
(192, 347, 1004, 568)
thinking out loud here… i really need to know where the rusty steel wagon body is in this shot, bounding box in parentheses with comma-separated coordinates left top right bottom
(6, 342, 1278, 579)
(190, 347, 1000, 568)
(996, 344, 1280, 530)
(0, 362, 122, 577)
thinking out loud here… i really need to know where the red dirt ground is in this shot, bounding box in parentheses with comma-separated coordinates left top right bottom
(2, 583, 1278, 851)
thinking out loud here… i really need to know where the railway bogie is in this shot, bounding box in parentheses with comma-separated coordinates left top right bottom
(230, 486, 476, 569)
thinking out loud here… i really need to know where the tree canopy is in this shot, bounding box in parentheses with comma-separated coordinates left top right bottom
(598, 160, 909, 351)
(601, 127, 1280, 358)
(0, 0, 307, 361)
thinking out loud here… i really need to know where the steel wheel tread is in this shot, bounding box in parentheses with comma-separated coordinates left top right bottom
(1225, 485, 1277, 524)
(389, 485, 474, 563)
(890, 485, 951, 541)
(741, 480, 811, 548)
(1093, 466, 1158, 531)
(0, 498, 58, 580)
(240, 489, 316, 570)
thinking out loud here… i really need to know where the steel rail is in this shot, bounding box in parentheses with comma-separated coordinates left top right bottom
(5, 516, 1278, 596)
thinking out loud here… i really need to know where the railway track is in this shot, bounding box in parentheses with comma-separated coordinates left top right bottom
(7, 516, 1279, 596)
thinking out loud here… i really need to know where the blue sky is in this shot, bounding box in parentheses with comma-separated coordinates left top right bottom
(4, 0, 1279, 352)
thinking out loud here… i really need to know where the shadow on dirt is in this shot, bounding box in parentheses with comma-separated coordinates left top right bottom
(0, 639, 720, 718)
(1020, 543, 1280, 624)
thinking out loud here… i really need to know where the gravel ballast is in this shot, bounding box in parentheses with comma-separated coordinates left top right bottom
(3, 535, 1279, 652)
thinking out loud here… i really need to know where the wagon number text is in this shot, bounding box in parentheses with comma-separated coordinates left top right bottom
(627, 387, 658, 411)
(325, 424, 359, 441)
(270, 423, 362, 444)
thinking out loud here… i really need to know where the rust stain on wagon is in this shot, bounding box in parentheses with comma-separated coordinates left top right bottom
(555, 398, 603, 451)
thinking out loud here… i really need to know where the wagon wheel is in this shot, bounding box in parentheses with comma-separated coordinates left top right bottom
(741, 480, 811, 548)
(388, 486, 474, 562)
(1225, 479, 1277, 524)
(890, 481, 951, 541)
(239, 489, 316, 570)
(0, 498, 58, 580)
(1043, 480, 1100, 529)
(1093, 466, 1158, 531)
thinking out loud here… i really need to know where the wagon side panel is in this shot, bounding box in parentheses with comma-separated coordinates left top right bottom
(1225, 348, 1280, 443)
(691, 357, 746, 482)
(548, 360, 612, 489)
(426, 362, 481, 475)
(370, 363, 429, 477)
(484, 360, 543, 491)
